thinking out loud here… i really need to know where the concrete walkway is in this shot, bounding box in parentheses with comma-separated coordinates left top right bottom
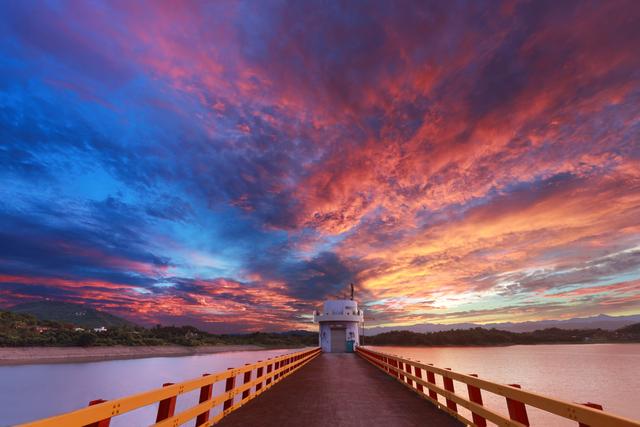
(218, 353, 462, 427)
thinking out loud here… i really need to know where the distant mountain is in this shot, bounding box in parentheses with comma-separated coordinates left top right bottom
(365, 314, 640, 335)
(9, 301, 134, 329)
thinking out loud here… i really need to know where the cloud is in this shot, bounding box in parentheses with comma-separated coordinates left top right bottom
(1, 0, 639, 331)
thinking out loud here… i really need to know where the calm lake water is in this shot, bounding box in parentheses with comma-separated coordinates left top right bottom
(0, 348, 302, 427)
(1, 344, 638, 426)
(369, 343, 640, 426)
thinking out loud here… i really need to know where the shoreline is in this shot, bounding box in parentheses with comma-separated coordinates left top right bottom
(0, 345, 272, 366)
(363, 340, 639, 348)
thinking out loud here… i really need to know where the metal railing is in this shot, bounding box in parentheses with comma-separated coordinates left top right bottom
(19, 347, 321, 427)
(357, 346, 640, 427)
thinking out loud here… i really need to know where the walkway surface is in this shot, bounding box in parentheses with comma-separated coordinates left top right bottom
(218, 353, 462, 427)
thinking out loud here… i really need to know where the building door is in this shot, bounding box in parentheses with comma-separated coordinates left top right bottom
(330, 327, 346, 353)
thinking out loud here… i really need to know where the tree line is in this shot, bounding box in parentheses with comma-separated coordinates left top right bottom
(2, 309, 638, 348)
(363, 324, 640, 346)
(0, 310, 317, 347)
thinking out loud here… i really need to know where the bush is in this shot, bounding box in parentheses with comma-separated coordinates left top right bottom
(77, 333, 97, 347)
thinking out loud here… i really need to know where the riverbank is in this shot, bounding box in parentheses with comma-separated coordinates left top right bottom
(0, 345, 269, 365)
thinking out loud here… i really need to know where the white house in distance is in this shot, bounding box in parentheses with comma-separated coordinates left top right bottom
(313, 286, 364, 353)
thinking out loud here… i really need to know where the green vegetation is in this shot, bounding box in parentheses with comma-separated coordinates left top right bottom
(9, 301, 133, 329)
(0, 310, 317, 347)
(2, 305, 638, 349)
(364, 325, 640, 346)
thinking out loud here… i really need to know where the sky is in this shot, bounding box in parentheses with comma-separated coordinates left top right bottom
(1, 0, 639, 332)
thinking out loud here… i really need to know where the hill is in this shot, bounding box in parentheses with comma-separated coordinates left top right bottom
(9, 301, 133, 329)
(365, 313, 640, 335)
(364, 324, 640, 346)
(0, 308, 319, 347)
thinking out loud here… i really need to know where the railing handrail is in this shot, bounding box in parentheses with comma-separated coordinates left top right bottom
(19, 347, 321, 427)
(357, 346, 640, 427)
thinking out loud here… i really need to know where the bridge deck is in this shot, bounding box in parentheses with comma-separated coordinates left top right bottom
(218, 353, 462, 427)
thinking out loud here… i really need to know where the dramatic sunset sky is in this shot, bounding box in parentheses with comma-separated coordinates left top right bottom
(1, 1, 639, 332)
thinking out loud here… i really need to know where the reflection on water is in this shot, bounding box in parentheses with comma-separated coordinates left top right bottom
(369, 343, 640, 426)
(1, 344, 638, 426)
(0, 348, 301, 427)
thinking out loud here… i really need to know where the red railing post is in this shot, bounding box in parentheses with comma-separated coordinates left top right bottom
(195, 374, 213, 426)
(155, 383, 177, 422)
(506, 384, 530, 426)
(467, 374, 486, 427)
(223, 369, 236, 411)
(276, 360, 282, 380)
(241, 364, 252, 400)
(256, 363, 264, 392)
(443, 369, 458, 413)
(266, 361, 273, 385)
(404, 362, 412, 386)
(579, 402, 604, 427)
(83, 399, 110, 427)
(414, 366, 424, 393)
(426, 365, 438, 400)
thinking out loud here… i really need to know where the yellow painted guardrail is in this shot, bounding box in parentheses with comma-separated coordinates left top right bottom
(357, 346, 640, 427)
(19, 347, 321, 427)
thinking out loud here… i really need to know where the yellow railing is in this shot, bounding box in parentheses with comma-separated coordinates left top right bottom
(19, 347, 321, 427)
(357, 346, 640, 427)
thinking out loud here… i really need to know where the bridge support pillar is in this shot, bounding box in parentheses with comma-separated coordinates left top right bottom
(506, 384, 529, 426)
(414, 367, 424, 393)
(256, 364, 264, 391)
(266, 361, 273, 386)
(467, 374, 486, 427)
(443, 369, 458, 413)
(224, 369, 236, 411)
(83, 399, 110, 427)
(426, 365, 438, 401)
(155, 383, 177, 422)
(196, 374, 213, 426)
(579, 402, 603, 427)
(242, 364, 252, 400)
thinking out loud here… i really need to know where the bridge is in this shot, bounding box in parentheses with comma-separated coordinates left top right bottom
(17, 347, 640, 427)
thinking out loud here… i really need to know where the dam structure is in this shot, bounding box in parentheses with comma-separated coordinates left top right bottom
(313, 296, 363, 353)
(17, 299, 640, 427)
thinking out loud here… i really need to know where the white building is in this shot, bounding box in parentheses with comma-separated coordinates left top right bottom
(313, 299, 363, 353)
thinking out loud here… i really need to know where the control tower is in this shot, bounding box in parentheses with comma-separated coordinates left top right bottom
(313, 284, 364, 353)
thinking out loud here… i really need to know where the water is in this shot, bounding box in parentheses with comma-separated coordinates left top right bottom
(368, 343, 640, 426)
(0, 348, 303, 426)
(1, 344, 638, 426)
